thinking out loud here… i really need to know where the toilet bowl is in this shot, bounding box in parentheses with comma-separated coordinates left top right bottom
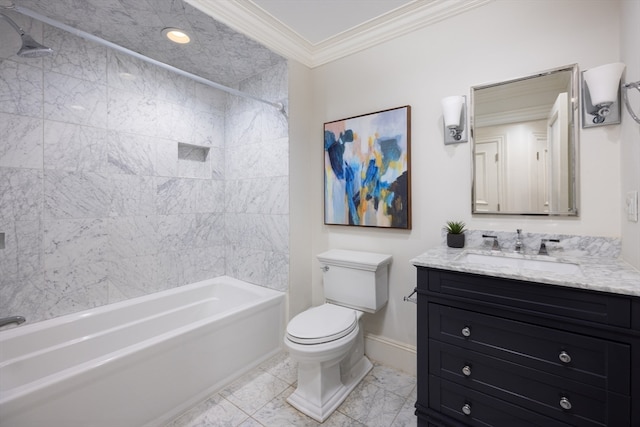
(284, 249, 392, 422)
(284, 304, 370, 422)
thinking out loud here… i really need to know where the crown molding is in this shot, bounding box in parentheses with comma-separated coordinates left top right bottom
(186, 0, 492, 68)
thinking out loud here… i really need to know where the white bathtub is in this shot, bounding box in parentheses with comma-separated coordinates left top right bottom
(0, 276, 286, 427)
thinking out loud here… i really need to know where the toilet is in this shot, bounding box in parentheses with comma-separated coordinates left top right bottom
(284, 249, 392, 422)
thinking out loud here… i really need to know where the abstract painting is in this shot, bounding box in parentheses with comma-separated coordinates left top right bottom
(324, 106, 411, 229)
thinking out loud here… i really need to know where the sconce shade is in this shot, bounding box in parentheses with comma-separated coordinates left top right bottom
(583, 62, 625, 106)
(441, 96, 464, 128)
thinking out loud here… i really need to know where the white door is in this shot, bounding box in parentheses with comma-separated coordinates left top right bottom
(474, 138, 502, 212)
(547, 92, 569, 212)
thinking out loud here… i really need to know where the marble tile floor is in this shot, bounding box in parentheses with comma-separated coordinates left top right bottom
(164, 352, 417, 427)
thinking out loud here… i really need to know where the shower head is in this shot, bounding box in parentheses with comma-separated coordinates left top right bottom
(0, 12, 53, 58)
(17, 33, 53, 57)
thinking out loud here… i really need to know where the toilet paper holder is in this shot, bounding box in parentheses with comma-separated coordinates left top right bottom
(403, 287, 417, 304)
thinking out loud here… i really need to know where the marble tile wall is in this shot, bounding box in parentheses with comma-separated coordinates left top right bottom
(0, 13, 289, 323)
(224, 61, 289, 292)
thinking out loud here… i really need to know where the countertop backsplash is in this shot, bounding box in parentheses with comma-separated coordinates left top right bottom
(442, 229, 621, 259)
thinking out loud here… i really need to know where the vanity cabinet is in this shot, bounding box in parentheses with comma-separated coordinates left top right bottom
(415, 267, 640, 427)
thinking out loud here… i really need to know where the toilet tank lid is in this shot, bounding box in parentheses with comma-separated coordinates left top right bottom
(317, 249, 392, 271)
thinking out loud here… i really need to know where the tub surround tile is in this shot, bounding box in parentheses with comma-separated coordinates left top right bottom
(156, 178, 201, 215)
(44, 71, 107, 127)
(0, 112, 43, 169)
(155, 68, 195, 108)
(107, 89, 157, 137)
(109, 216, 159, 259)
(225, 138, 288, 180)
(40, 281, 109, 320)
(225, 110, 262, 147)
(226, 247, 267, 285)
(156, 139, 179, 177)
(191, 110, 225, 147)
(0, 168, 43, 222)
(263, 251, 289, 292)
(44, 170, 111, 219)
(109, 255, 163, 298)
(43, 121, 108, 172)
(107, 51, 160, 97)
(45, 261, 111, 295)
(225, 177, 289, 215)
(0, 278, 47, 326)
(106, 131, 157, 176)
(44, 218, 109, 269)
(156, 101, 195, 143)
(225, 213, 289, 253)
(109, 175, 156, 217)
(1, 19, 289, 323)
(0, 60, 43, 117)
(44, 25, 107, 84)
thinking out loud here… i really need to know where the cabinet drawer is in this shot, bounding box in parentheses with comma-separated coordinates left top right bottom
(429, 340, 631, 427)
(428, 304, 630, 394)
(428, 376, 573, 427)
(421, 269, 631, 327)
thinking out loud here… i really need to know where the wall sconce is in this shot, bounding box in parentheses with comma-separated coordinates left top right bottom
(441, 95, 467, 144)
(582, 62, 625, 128)
(622, 80, 640, 125)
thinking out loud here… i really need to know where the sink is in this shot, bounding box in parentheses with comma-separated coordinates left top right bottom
(455, 252, 582, 276)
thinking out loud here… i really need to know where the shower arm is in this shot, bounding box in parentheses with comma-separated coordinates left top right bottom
(8, 5, 287, 116)
(0, 12, 26, 36)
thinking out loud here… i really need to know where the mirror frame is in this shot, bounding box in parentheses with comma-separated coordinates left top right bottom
(470, 64, 580, 216)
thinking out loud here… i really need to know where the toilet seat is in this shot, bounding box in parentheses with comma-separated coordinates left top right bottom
(286, 304, 358, 345)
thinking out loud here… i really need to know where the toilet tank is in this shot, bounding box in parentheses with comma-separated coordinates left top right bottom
(317, 249, 392, 313)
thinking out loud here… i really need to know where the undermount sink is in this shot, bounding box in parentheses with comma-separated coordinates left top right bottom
(455, 251, 582, 276)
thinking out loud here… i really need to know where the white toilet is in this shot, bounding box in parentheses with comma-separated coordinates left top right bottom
(284, 249, 392, 422)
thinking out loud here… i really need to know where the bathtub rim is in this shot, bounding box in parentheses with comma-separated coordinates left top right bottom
(0, 275, 285, 407)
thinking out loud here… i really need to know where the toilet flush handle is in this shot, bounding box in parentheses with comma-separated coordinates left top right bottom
(321, 266, 329, 272)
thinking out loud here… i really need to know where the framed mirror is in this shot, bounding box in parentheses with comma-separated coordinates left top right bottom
(471, 64, 579, 216)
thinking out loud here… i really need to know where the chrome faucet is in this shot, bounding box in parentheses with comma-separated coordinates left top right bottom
(515, 229, 523, 253)
(538, 238, 560, 255)
(482, 234, 500, 251)
(0, 315, 26, 328)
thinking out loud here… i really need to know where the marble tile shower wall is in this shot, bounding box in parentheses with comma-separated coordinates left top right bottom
(0, 19, 289, 323)
(224, 61, 289, 292)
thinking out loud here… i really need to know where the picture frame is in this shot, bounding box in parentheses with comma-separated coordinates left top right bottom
(324, 105, 411, 229)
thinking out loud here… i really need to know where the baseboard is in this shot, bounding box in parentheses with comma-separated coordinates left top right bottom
(364, 333, 416, 375)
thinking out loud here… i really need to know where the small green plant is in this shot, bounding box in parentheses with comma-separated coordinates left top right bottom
(444, 221, 466, 234)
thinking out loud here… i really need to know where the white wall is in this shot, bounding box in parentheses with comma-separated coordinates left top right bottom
(289, 0, 625, 372)
(620, 0, 640, 269)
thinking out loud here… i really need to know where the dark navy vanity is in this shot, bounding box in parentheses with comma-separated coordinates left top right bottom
(412, 245, 640, 427)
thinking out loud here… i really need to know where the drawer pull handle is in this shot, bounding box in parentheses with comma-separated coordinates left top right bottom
(461, 326, 471, 337)
(559, 351, 572, 364)
(560, 397, 572, 410)
(462, 403, 472, 415)
(462, 365, 472, 376)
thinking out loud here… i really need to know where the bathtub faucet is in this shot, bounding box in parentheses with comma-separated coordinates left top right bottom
(0, 315, 26, 328)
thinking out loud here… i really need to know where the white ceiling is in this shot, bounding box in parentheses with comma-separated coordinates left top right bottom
(250, 0, 415, 46)
(186, 0, 492, 67)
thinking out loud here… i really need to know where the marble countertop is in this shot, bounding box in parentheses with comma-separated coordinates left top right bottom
(411, 246, 640, 297)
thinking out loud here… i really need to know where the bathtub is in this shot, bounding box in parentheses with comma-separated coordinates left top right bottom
(0, 276, 286, 427)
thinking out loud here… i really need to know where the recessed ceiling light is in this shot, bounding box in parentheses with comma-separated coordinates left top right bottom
(162, 27, 191, 44)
